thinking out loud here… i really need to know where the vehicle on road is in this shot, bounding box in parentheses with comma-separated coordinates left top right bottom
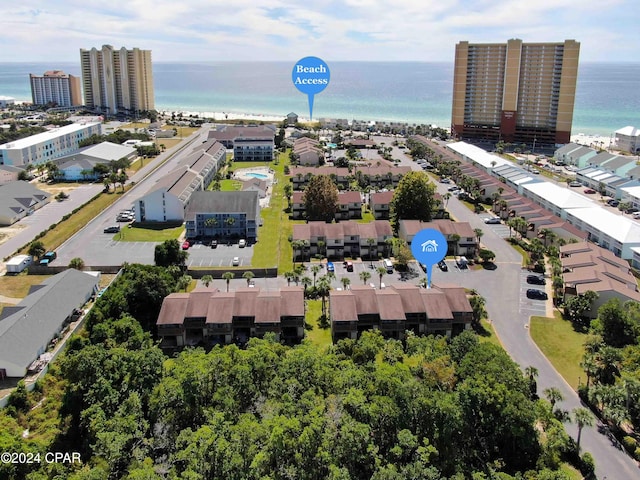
(239, 239, 246, 248)
(210, 240, 217, 248)
(438, 260, 448, 271)
(483, 216, 501, 224)
(440, 178, 451, 184)
(584, 188, 596, 194)
(526, 289, 548, 300)
(526, 274, 546, 285)
(232, 257, 240, 266)
(104, 225, 121, 233)
(327, 261, 335, 272)
(182, 241, 190, 250)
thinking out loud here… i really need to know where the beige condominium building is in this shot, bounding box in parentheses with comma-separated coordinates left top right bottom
(80, 45, 155, 115)
(29, 70, 82, 107)
(452, 39, 580, 146)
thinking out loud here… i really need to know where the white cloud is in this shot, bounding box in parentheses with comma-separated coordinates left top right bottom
(0, 0, 636, 62)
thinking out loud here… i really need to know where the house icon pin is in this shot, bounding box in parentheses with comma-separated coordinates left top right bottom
(421, 239, 438, 253)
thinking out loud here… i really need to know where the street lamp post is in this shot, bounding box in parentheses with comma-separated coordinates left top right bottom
(532, 137, 537, 156)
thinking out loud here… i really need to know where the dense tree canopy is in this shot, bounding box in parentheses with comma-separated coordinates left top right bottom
(154, 239, 188, 268)
(302, 174, 339, 221)
(390, 171, 436, 231)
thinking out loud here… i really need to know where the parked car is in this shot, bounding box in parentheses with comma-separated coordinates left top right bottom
(438, 260, 448, 271)
(104, 225, 120, 233)
(327, 261, 335, 272)
(456, 256, 468, 269)
(584, 188, 596, 194)
(526, 289, 548, 300)
(624, 207, 639, 214)
(569, 181, 581, 187)
(345, 261, 354, 272)
(526, 274, 546, 285)
(232, 257, 240, 266)
(239, 239, 246, 248)
(483, 216, 501, 224)
(633, 212, 640, 219)
(608, 199, 620, 207)
(210, 240, 218, 248)
(440, 178, 451, 184)
(39, 251, 57, 266)
(182, 241, 190, 250)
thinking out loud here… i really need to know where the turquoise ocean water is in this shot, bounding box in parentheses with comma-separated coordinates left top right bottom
(1, 61, 639, 136)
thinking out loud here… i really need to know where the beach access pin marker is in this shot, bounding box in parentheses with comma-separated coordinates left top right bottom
(292, 56, 330, 121)
(410, 228, 448, 289)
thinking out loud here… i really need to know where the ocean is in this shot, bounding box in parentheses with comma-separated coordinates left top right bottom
(1, 61, 639, 136)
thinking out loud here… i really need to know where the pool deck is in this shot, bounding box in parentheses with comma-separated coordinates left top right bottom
(233, 167, 275, 208)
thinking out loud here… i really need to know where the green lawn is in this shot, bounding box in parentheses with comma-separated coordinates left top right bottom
(358, 208, 375, 223)
(220, 179, 242, 191)
(251, 153, 293, 272)
(304, 299, 332, 349)
(530, 311, 587, 390)
(115, 223, 184, 242)
(477, 319, 503, 348)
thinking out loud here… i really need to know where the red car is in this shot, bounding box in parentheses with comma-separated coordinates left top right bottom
(182, 240, 190, 250)
(584, 188, 596, 194)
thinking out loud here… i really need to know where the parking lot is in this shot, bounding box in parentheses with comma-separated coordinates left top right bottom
(519, 271, 549, 322)
(184, 242, 254, 268)
(479, 214, 511, 238)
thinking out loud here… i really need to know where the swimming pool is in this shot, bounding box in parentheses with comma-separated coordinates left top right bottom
(326, 143, 338, 149)
(246, 172, 268, 179)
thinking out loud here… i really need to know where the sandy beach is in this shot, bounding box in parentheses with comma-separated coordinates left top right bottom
(570, 132, 614, 149)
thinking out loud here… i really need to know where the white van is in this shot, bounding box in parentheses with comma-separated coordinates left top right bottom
(457, 256, 468, 269)
(383, 258, 393, 273)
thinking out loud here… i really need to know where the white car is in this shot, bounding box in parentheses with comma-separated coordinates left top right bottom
(232, 257, 240, 266)
(483, 216, 501, 224)
(238, 239, 246, 248)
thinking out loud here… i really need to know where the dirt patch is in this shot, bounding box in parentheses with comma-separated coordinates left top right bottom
(0, 223, 27, 247)
(34, 181, 80, 195)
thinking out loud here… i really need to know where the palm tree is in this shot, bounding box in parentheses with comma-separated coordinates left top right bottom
(301, 276, 312, 292)
(68, 257, 85, 270)
(284, 271, 295, 286)
(222, 271, 235, 292)
(572, 407, 594, 452)
(443, 192, 452, 208)
(449, 233, 460, 256)
(316, 277, 331, 316)
(359, 270, 371, 285)
(177, 274, 192, 292)
(543, 387, 564, 411)
(473, 228, 483, 256)
(310, 264, 322, 286)
(376, 266, 387, 289)
(201, 275, 213, 287)
(242, 271, 255, 286)
(340, 277, 351, 290)
(366, 237, 376, 267)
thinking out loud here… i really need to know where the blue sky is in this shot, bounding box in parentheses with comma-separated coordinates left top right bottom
(1, 0, 636, 62)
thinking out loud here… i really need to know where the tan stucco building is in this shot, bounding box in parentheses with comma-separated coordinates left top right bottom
(452, 39, 580, 146)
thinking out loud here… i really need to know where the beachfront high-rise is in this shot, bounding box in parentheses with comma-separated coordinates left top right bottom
(80, 45, 155, 115)
(29, 70, 82, 108)
(451, 39, 580, 146)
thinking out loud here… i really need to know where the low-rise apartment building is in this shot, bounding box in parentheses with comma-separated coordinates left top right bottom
(292, 220, 393, 260)
(560, 242, 640, 318)
(398, 219, 478, 257)
(208, 125, 275, 161)
(157, 287, 305, 348)
(330, 284, 472, 342)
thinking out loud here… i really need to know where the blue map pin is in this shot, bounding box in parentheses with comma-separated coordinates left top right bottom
(292, 56, 330, 121)
(410, 228, 448, 289)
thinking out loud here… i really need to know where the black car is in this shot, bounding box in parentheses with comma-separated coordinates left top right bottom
(526, 289, 548, 300)
(104, 225, 120, 233)
(526, 274, 546, 285)
(438, 260, 448, 271)
(210, 240, 218, 248)
(608, 199, 620, 207)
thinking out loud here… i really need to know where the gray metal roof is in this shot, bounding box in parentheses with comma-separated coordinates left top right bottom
(185, 191, 259, 218)
(0, 269, 98, 375)
(0, 181, 51, 223)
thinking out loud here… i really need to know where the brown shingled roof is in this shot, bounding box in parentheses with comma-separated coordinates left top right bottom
(157, 293, 190, 325)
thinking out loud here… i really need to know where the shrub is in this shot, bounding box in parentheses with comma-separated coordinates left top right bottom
(580, 452, 595, 477)
(622, 436, 638, 454)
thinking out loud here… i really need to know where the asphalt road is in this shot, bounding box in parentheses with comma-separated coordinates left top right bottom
(419, 139, 640, 479)
(55, 127, 210, 266)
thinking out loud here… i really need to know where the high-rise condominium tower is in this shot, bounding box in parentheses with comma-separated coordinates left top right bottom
(80, 45, 155, 115)
(451, 39, 580, 146)
(30, 70, 82, 107)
